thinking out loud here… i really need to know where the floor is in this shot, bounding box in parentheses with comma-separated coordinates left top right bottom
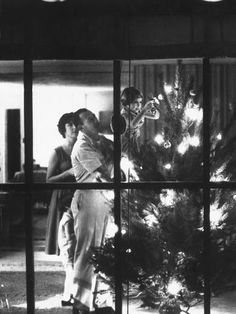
(1, 211, 236, 314)
(1, 246, 236, 313)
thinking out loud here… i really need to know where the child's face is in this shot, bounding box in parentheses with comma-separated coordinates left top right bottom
(129, 97, 143, 114)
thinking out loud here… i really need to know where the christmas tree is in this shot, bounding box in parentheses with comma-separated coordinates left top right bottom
(209, 94, 236, 297)
(92, 60, 236, 313)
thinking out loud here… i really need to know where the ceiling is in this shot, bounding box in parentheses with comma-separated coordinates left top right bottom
(3, 0, 236, 17)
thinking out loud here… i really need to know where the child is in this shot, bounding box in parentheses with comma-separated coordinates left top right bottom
(58, 207, 76, 306)
(120, 86, 160, 157)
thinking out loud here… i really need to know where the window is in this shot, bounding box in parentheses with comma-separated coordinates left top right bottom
(1, 58, 236, 314)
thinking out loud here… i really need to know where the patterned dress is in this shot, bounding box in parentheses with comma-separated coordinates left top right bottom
(121, 107, 144, 157)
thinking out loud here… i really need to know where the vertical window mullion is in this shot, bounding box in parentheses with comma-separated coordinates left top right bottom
(113, 60, 122, 314)
(24, 58, 35, 314)
(203, 57, 211, 314)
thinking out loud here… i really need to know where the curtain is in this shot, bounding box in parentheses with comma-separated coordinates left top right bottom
(133, 62, 236, 144)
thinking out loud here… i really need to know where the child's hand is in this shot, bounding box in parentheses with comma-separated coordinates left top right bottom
(143, 99, 155, 112)
(144, 98, 159, 112)
(143, 98, 160, 119)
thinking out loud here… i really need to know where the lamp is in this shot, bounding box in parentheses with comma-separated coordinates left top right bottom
(41, 0, 66, 2)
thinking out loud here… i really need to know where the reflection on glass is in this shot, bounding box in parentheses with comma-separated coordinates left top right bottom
(0, 61, 24, 183)
(210, 189, 236, 313)
(33, 60, 114, 180)
(210, 59, 236, 182)
(34, 189, 115, 312)
(120, 189, 204, 313)
(120, 59, 203, 182)
(0, 191, 26, 312)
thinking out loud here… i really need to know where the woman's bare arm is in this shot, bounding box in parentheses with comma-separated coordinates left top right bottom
(46, 150, 74, 183)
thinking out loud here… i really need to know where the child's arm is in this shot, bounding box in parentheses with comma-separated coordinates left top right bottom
(130, 98, 160, 127)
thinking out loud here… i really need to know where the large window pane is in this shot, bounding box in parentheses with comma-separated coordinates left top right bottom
(210, 59, 236, 182)
(32, 60, 115, 312)
(125, 188, 204, 313)
(95, 188, 204, 313)
(33, 189, 115, 313)
(210, 189, 236, 314)
(32, 188, 69, 313)
(120, 59, 203, 182)
(0, 190, 26, 313)
(33, 60, 113, 176)
(0, 61, 24, 183)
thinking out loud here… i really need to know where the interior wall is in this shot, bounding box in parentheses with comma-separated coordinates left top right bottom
(0, 82, 24, 182)
(0, 83, 113, 182)
(33, 85, 113, 168)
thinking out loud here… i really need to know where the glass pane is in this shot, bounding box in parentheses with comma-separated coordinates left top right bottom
(33, 60, 114, 184)
(34, 187, 115, 313)
(32, 188, 68, 313)
(0, 190, 26, 312)
(33, 60, 115, 312)
(106, 189, 203, 313)
(120, 59, 203, 182)
(0, 61, 24, 183)
(210, 58, 236, 182)
(210, 189, 236, 314)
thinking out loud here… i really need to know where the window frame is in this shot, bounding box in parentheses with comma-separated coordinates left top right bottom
(1, 56, 236, 314)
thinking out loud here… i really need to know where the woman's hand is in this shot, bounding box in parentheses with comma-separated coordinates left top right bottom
(66, 168, 74, 176)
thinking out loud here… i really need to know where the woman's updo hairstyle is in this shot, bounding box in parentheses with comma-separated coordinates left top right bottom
(57, 112, 74, 138)
(120, 87, 143, 107)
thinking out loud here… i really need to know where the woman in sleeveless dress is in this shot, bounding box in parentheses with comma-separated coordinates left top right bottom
(45, 112, 78, 304)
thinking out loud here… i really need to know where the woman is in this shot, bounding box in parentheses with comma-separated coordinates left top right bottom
(45, 112, 78, 304)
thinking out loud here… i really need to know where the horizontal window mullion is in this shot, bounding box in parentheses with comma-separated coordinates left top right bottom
(3, 181, 236, 191)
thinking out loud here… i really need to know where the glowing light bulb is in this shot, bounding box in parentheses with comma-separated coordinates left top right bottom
(158, 94, 164, 100)
(189, 136, 200, 147)
(167, 279, 183, 295)
(177, 140, 189, 155)
(202, 0, 223, 2)
(185, 107, 203, 123)
(121, 229, 126, 235)
(164, 163, 171, 170)
(164, 84, 172, 94)
(41, 0, 66, 2)
(154, 133, 164, 145)
(160, 189, 176, 206)
(216, 133, 222, 140)
(126, 248, 132, 253)
(210, 203, 227, 229)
